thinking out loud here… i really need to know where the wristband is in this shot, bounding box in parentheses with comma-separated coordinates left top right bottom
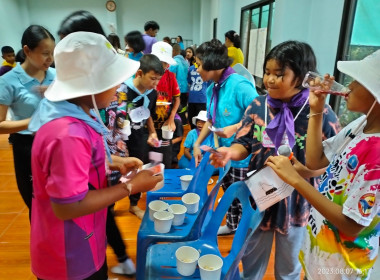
(307, 112, 323, 118)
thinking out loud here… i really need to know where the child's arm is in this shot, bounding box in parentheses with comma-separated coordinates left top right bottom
(108, 155, 142, 174)
(0, 104, 31, 134)
(146, 116, 159, 147)
(306, 76, 333, 169)
(51, 170, 163, 220)
(193, 120, 212, 166)
(164, 96, 180, 131)
(215, 122, 241, 138)
(172, 135, 183, 145)
(209, 144, 249, 168)
(266, 156, 365, 236)
(184, 147, 192, 160)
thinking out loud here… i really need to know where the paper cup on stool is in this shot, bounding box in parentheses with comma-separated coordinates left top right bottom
(161, 125, 174, 139)
(148, 200, 169, 221)
(153, 210, 174, 233)
(168, 204, 187, 226)
(182, 193, 200, 214)
(180, 175, 193, 190)
(175, 246, 200, 276)
(198, 254, 223, 280)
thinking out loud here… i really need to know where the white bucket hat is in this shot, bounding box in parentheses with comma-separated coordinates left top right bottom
(337, 50, 380, 103)
(45, 31, 140, 102)
(192, 110, 208, 126)
(151, 41, 177, 66)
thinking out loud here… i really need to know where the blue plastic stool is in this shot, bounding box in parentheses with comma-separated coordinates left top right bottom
(144, 181, 264, 279)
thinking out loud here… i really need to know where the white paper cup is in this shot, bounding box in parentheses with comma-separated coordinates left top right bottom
(181, 193, 200, 214)
(153, 210, 174, 233)
(175, 246, 200, 276)
(148, 200, 169, 221)
(143, 163, 165, 191)
(161, 125, 174, 139)
(121, 120, 131, 139)
(198, 254, 223, 280)
(168, 204, 187, 226)
(180, 175, 193, 190)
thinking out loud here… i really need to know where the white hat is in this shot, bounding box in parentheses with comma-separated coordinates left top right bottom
(45, 32, 140, 102)
(337, 50, 380, 103)
(192, 110, 208, 126)
(151, 41, 177, 66)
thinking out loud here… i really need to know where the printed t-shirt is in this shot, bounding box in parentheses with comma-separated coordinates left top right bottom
(31, 117, 107, 280)
(300, 116, 380, 280)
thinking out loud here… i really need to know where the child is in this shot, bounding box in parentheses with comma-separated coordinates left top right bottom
(209, 41, 340, 279)
(116, 54, 164, 220)
(0, 26, 55, 219)
(192, 39, 258, 236)
(185, 47, 196, 66)
(107, 33, 125, 55)
(178, 110, 213, 169)
(170, 43, 189, 124)
(0, 46, 16, 76)
(171, 115, 184, 167)
(187, 58, 210, 129)
(28, 32, 162, 280)
(125, 30, 145, 61)
(151, 41, 181, 168)
(266, 50, 380, 279)
(142, 20, 159, 54)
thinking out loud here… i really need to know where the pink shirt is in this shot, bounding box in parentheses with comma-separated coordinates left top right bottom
(31, 117, 108, 280)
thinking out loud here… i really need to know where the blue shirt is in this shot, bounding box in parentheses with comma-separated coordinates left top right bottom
(184, 129, 214, 156)
(207, 73, 258, 168)
(187, 65, 209, 103)
(0, 63, 56, 134)
(169, 55, 189, 93)
(128, 52, 143, 61)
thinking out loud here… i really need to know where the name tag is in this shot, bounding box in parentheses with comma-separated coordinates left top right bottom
(262, 130, 290, 148)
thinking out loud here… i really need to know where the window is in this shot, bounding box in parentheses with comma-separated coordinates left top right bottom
(240, 0, 275, 86)
(332, 0, 380, 126)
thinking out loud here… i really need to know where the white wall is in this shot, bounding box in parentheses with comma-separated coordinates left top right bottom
(0, 0, 199, 51)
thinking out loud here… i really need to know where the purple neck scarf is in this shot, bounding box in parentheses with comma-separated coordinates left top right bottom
(265, 88, 309, 151)
(207, 67, 236, 124)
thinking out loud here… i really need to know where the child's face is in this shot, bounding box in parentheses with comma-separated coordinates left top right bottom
(346, 80, 376, 114)
(95, 85, 119, 109)
(195, 57, 212, 82)
(263, 59, 300, 102)
(137, 70, 162, 90)
(185, 49, 193, 59)
(125, 41, 134, 53)
(24, 38, 55, 71)
(2, 52, 15, 64)
(147, 28, 158, 37)
(196, 119, 206, 130)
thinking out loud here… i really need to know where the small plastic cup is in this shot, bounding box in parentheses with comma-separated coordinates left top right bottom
(161, 125, 174, 139)
(181, 193, 200, 214)
(175, 246, 200, 276)
(143, 163, 165, 191)
(148, 200, 169, 221)
(180, 175, 193, 190)
(198, 254, 223, 280)
(168, 204, 187, 226)
(302, 71, 350, 97)
(153, 210, 174, 233)
(121, 120, 131, 140)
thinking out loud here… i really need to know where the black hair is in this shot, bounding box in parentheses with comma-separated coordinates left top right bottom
(144, 21, 160, 31)
(172, 43, 181, 54)
(21, 25, 55, 51)
(139, 54, 164, 75)
(107, 33, 121, 50)
(124, 31, 145, 54)
(177, 35, 183, 42)
(58, 10, 105, 37)
(1, 46, 14, 54)
(15, 49, 25, 63)
(163, 36, 171, 45)
(195, 39, 232, 70)
(185, 47, 196, 65)
(180, 49, 186, 58)
(225, 30, 241, 48)
(263, 40, 317, 89)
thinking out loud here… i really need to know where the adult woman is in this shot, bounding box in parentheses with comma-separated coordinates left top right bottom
(224, 30, 244, 67)
(0, 25, 55, 218)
